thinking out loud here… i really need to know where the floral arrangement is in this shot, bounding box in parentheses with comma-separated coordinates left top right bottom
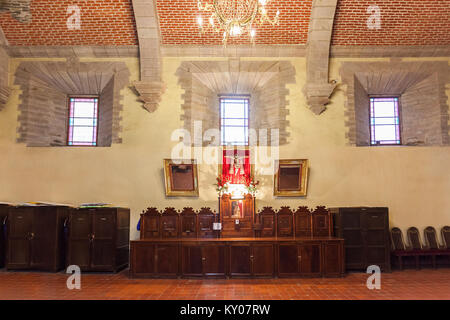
(244, 176, 260, 196)
(214, 175, 230, 196)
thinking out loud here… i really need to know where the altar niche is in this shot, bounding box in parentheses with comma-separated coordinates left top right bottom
(219, 193, 255, 238)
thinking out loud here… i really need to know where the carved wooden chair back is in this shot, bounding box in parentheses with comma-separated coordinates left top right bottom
(441, 226, 450, 249)
(390, 227, 406, 251)
(424, 226, 440, 250)
(407, 227, 423, 250)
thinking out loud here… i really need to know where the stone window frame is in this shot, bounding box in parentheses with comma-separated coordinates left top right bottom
(340, 60, 450, 147)
(176, 59, 296, 147)
(14, 60, 130, 147)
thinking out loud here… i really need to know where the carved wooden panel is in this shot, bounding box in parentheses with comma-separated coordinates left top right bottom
(276, 207, 294, 237)
(140, 208, 160, 239)
(198, 208, 216, 238)
(312, 206, 332, 237)
(180, 207, 197, 238)
(258, 207, 276, 238)
(295, 206, 312, 237)
(160, 208, 179, 238)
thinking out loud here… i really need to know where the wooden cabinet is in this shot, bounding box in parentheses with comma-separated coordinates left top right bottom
(131, 238, 343, 279)
(278, 242, 322, 277)
(6, 206, 68, 272)
(67, 207, 130, 272)
(182, 243, 226, 277)
(0, 204, 10, 268)
(220, 194, 255, 237)
(331, 207, 390, 272)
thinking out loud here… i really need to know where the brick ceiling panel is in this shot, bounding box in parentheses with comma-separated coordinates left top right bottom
(0, 0, 138, 46)
(332, 0, 450, 46)
(156, 0, 313, 45)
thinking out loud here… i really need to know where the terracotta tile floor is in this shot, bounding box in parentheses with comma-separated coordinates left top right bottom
(0, 269, 449, 300)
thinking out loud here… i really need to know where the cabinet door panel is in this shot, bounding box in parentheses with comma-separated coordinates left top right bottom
(252, 244, 274, 277)
(156, 244, 179, 276)
(182, 245, 203, 276)
(203, 245, 226, 276)
(299, 244, 321, 275)
(132, 244, 155, 275)
(323, 242, 342, 276)
(7, 209, 33, 269)
(93, 211, 115, 239)
(365, 211, 387, 229)
(230, 245, 251, 276)
(31, 208, 56, 269)
(91, 240, 114, 270)
(278, 244, 299, 276)
(68, 240, 91, 270)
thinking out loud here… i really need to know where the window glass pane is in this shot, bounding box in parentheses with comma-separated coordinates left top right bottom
(73, 101, 96, 118)
(220, 98, 249, 146)
(68, 97, 98, 146)
(72, 126, 95, 142)
(370, 97, 400, 145)
(374, 125, 397, 141)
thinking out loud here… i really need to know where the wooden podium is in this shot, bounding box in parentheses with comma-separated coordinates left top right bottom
(219, 194, 255, 237)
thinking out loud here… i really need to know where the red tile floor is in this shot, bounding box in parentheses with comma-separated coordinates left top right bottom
(0, 269, 449, 300)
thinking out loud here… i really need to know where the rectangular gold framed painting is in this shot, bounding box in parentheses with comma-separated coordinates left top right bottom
(274, 159, 309, 197)
(164, 159, 199, 197)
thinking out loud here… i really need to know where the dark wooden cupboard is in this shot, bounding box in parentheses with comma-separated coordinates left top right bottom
(66, 207, 130, 272)
(0, 204, 10, 268)
(6, 205, 68, 272)
(182, 243, 226, 277)
(330, 207, 390, 272)
(278, 242, 322, 277)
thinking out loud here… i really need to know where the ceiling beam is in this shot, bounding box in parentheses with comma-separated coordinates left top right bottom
(131, 0, 165, 113)
(303, 0, 339, 115)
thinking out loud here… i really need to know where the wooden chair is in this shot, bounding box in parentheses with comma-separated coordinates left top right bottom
(442, 226, 450, 249)
(407, 227, 435, 269)
(390, 227, 420, 270)
(423, 227, 446, 268)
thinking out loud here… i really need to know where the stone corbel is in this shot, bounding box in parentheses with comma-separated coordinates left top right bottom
(131, 0, 165, 113)
(0, 0, 32, 23)
(303, 0, 338, 115)
(133, 80, 165, 113)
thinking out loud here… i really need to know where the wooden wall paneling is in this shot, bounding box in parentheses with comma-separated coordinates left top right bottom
(258, 207, 276, 238)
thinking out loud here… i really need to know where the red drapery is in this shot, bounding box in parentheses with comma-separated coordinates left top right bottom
(222, 149, 251, 184)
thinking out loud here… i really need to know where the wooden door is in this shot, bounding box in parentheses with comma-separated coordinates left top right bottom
(363, 208, 390, 271)
(7, 208, 33, 269)
(31, 207, 57, 270)
(68, 210, 92, 270)
(229, 244, 252, 277)
(277, 243, 299, 277)
(251, 244, 274, 277)
(0, 206, 9, 267)
(298, 243, 321, 276)
(182, 245, 203, 276)
(155, 243, 179, 276)
(339, 209, 365, 269)
(202, 244, 226, 277)
(91, 210, 115, 271)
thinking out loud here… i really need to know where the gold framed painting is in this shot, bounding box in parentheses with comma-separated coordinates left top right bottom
(163, 159, 199, 197)
(274, 159, 309, 197)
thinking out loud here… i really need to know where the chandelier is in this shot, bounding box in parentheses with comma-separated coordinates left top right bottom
(197, 0, 280, 45)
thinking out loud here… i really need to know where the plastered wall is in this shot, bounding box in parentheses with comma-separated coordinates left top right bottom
(0, 56, 449, 240)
